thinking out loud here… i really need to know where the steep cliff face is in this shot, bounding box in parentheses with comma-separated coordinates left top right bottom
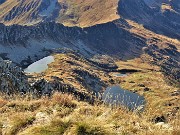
(0, 22, 81, 45)
(0, 57, 30, 94)
(144, 0, 180, 12)
(149, 0, 180, 39)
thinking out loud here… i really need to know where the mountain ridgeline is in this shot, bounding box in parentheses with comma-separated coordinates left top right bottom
(0, 21, 147, 65)
(0, 0, 179, 38)
(0, 1, 180, 135)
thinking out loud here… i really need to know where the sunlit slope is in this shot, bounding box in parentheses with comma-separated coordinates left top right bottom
(0, 0, 43, 25)
(56, 0, 119, 27)
(0, 0, 119, 27)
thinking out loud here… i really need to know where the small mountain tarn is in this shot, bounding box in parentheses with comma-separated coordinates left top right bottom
(103, 85, 145, 111)
(24, 56, 54, 74)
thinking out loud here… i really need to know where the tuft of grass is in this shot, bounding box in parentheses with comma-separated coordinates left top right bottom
(51, 92, 77, 108)
(55, 106, 74, 118)
(0, 121, 2, 135)
(5, 101, 41, 112)
(76, 122, 106, 135)
(7, 115, 35, 135)
(22, 119, 71, 135)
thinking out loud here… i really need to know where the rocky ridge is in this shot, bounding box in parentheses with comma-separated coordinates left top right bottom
(0, 57, 29, 94)
(0, 21, 146, 66)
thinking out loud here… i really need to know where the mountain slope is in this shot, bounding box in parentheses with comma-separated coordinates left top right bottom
(118, 0, 180, 39)
(0, 0, 179, 86)
(0, 1, 179, 134)
(0, 21, 147, 66)
(0, 0, 60, 25)
(0, 0, 119, 27)
(0, 19, 179, 86)
(0, 0, 179, 39)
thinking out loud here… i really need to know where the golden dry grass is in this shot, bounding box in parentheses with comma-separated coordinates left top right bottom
(0, 0, 42, 25)
(1, 52, 179, 135)
(57, 0, 119, 27)
(116, 59, 179, 118)
(0, 91, 179, 135)
(0, 0, 119, 27)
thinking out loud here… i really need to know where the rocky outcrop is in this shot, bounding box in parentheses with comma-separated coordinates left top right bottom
(31, 77, 95, 103)
(0, 56, 97, 102)
(0, 22, 81, 45)
(0, 57, 30, 94)
(73, 69, 107, 92)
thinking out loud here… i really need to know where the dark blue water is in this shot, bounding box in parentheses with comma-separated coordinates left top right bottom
(103, 86, 145, 111)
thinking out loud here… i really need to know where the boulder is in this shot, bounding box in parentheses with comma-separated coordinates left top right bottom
(171, 90, 180, 96)
(153, 115, 166, 123)
(138, 84, 145, 87)
(144, 87, 151, 92)
(155, 122, 173, 130)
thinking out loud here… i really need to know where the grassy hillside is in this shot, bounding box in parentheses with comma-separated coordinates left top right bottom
(0, 0, 119, 27)
(1, 54, 179, 135)
(57, 0, 119, 27)
(0, 92, 179, 135)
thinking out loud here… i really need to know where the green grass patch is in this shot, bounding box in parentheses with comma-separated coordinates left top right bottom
(26, 119, 71, 135)
(7, 116, 35, 135)
(76, 122, 106, 135)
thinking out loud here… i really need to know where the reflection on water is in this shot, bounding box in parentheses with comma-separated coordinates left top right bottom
(113, 73, 127, 77)
(103, 86, 145, 111)
(24, 56, 54, 73)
